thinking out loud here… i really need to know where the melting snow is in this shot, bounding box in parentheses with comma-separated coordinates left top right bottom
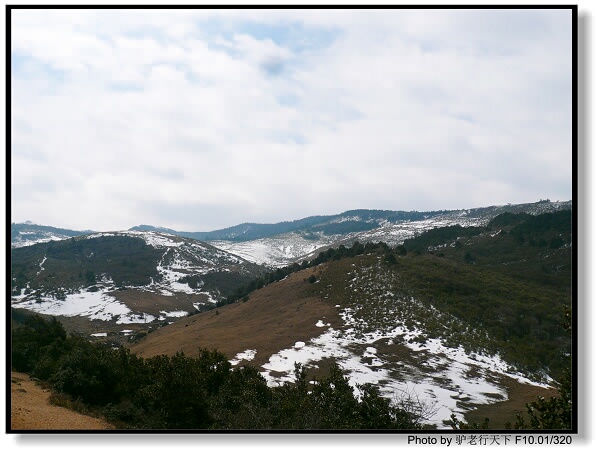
(11, 284, 159, 325)
(116, 313, 156, 324)
(12, 289, 131, 322)
(159, 310, 188, 318)
(259, 307, 551, 429)
(230, 349, 257, 366)
(36, 255, 47, 275)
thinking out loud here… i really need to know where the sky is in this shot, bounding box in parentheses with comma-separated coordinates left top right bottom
(10, 7, 574, 232)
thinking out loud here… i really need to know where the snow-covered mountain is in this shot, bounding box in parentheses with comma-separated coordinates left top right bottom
(10, 203, 572, 428)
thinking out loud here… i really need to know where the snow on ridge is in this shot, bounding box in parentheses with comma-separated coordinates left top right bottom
(12, 233, 69, 248)
(85, 230, 184, 248)
(81, 230, 249, 298)
(210, 233, 339, 267)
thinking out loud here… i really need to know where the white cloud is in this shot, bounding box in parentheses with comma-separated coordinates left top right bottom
(10, 8, 573, 231)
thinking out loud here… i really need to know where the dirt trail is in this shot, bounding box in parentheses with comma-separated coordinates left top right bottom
(10, 372, 114, 431)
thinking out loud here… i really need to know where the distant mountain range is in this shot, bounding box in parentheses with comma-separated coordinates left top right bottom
(129, 200, 571, 242)
(12, 200, 572, 266)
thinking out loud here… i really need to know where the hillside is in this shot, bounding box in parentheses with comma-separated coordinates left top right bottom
(10, 231, 266, 340)
(130, 209, 572, 428)
(131, 266, 343, 367)
(9, 206, 572, 429)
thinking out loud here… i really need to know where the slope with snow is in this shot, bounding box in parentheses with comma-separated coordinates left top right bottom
(257, 258, 553, 428)
(11, 230, 265, 326)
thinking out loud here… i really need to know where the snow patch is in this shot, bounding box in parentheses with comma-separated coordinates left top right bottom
(230, 349, 257, 366)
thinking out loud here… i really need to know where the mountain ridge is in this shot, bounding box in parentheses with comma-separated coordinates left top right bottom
(129, 200, 571, 242)
(12, 200, 572, 268)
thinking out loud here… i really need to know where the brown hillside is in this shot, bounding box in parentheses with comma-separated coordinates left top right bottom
(129, 266, 343, 367)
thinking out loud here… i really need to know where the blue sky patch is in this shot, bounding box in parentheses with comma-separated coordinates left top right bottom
(12, 51, 65, 83)
(199, 18, 339, 54)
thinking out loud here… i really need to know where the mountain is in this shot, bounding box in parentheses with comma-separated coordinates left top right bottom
(11, 230, 267, 340)
(131, 208, 572, 428)
(11, 222, 95, 248)
(207, 200, 572, 267)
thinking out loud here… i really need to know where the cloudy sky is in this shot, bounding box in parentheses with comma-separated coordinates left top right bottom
(10, 7, 573, 232)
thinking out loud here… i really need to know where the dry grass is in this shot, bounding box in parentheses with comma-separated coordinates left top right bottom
(462, 374, 558, 429)
(130, 267, 343, 367)
(109, 289, 203, 316)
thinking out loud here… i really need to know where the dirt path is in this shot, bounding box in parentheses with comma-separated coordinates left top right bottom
(10, 372, 114, 431)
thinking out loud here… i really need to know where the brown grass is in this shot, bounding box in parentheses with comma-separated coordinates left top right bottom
(109, 289, 203, 316)
(462, 374, 558, 429)
(130, 267, 343, 367)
